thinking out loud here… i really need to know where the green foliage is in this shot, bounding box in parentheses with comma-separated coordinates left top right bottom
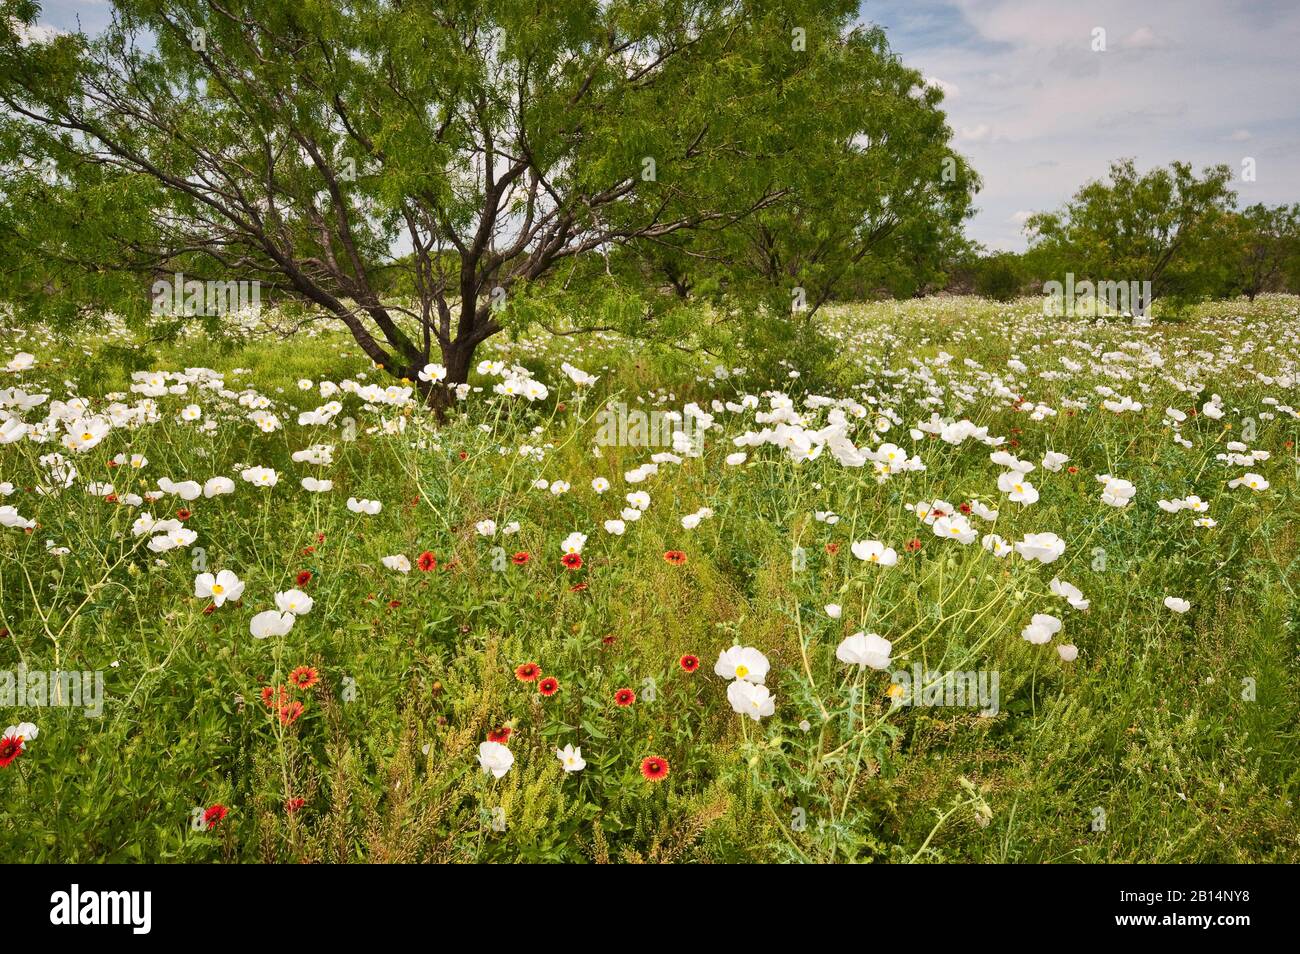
(1025, 158, 1236, 311)
(2, 296, 1298, 862)
(972, 252, 1023, 302)
(1215, 203, 1300, 301)
(0, 0, 969, 387)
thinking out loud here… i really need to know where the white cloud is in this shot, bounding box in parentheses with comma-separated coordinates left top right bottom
(923, 75, 960, 98)
(10, 20, 63, 46)
(1121, 26, 1167, 49)
(866, 0, 1300, 250)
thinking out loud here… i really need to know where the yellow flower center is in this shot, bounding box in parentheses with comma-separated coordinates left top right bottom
(212, 584, 224, 595)
(734, 664, 750, 679)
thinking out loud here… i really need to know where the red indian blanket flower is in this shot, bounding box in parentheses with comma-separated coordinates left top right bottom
(278, 701, 305, 725)
(538, 677, 559, 696)
(290, 666, 319, 690)
(663, 550, 687, 565)
(261, 685, 288, 709)
(614, 687, 636, 707)
(487, 726, 512, 744)
(679, 654, 700, 673)
(640, 756, 669, 782)
(0, 734, 24, 768)
(515, 662, 541, 682)
(203, 804, 228, 829)
(511, 551, 531, 565)
(561, 553, 583, 570)
(417, 551, 437, 572)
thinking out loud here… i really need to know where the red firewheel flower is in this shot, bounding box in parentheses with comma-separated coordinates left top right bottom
(663, 550, 687, 566)
(905, 538, 922, 552)
(296, 570, 313, 587)
(561, 553, 583, 570)
(614, 687, 636, 707)
(284, 797, 305, 814)
(679, 654, 700, 673)
(487, 725, 512, 744)
(511, 551, 531, 565)
(290, 666, 319, 690)
(278, 701, 305, 725)
(640, 756, 670, 782)
(0, 734, 24, 768)
(203, 805, 228, 829)
(515, 662, 541, 682)
(261, 685, 288, 709)
(538, 677, 559, 696)
(417, 551, 437, 572)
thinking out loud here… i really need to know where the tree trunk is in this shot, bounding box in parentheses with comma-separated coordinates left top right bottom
(414, 335, 480, 419)
(442, 335, 477, 386)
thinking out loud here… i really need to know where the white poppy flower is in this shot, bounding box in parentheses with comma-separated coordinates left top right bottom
(194, 569, 244, 607)
(556, 744, 586, 772)
(250, 610, 295, 639)
(714, 646, 769, 684)
(275, 589, 314, 615)
(478, 741, 514, 778)
(851, 539, 898, 565)
(836, 632, 892, 670)
(727, 680, 776, 721)
(382, 554, 411, 573)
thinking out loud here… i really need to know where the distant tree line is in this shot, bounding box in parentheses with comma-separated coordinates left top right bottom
(946, 159, 1300, 310)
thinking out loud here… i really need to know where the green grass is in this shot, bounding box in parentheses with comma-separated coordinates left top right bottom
(1, 295, 1297, 862)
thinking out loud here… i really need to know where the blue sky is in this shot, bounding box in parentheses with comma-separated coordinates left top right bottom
(861, 0, 1300, 249)
(24, 0, 1300, 252)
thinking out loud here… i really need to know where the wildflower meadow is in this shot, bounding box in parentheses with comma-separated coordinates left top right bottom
(2, 1, 1299, 881)
(2, 295, 1297, 863)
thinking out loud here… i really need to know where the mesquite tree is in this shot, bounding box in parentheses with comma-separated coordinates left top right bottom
(1025, 158, 1236, 308)
(1, 1, 971, 401)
